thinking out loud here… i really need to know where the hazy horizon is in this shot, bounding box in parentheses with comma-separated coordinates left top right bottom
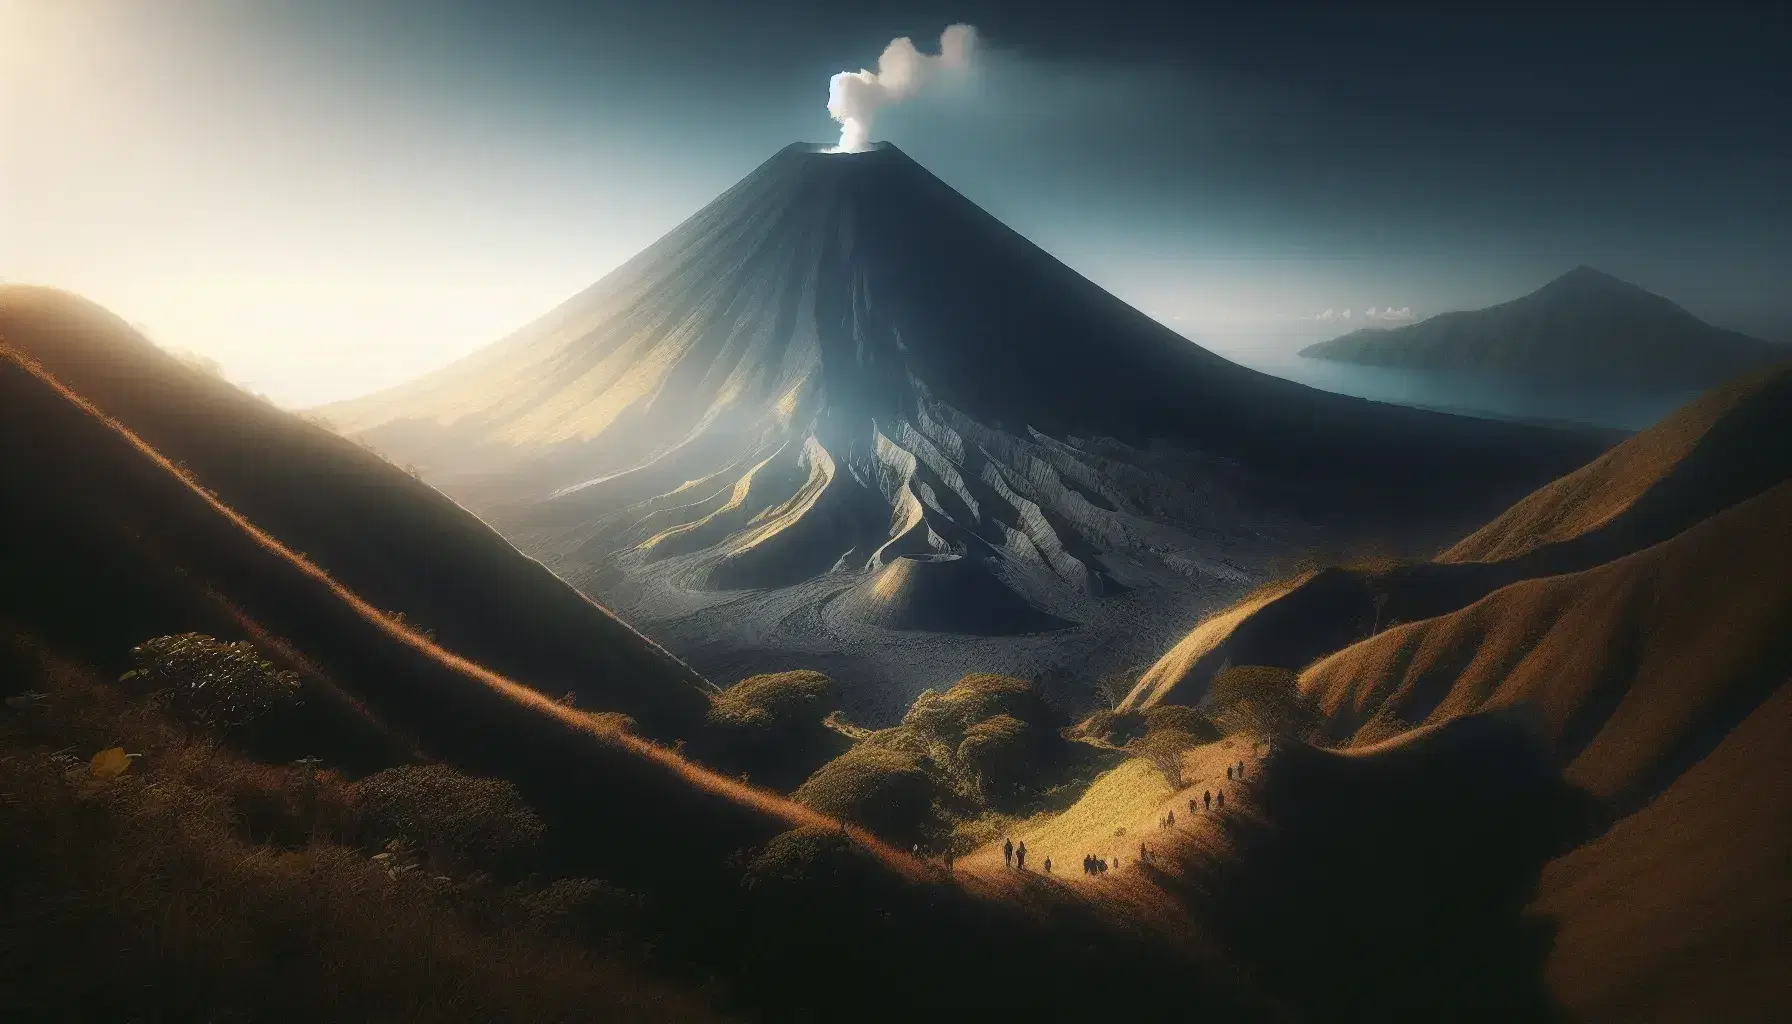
(5, 0, 1787, 407)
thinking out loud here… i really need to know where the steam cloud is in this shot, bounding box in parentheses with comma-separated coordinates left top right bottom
(828, 24, 979, 152)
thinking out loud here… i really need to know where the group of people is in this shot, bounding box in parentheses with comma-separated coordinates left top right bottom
(979, 756, 1257, 880)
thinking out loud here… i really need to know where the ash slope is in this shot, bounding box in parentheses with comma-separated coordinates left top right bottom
(325, 143, 1605, 716)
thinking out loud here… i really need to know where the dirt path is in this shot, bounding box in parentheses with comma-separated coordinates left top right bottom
(959, 734, 1268, 886)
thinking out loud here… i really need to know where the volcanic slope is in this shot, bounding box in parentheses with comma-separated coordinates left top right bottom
(1122, 364, 1792, 711)
(1301, 265, 1789, 396)
(1, 329, 1290, 1022)
(0, 286, 713, 739)
(322, 142, 1604, 715)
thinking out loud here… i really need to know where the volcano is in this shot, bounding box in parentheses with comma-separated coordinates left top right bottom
(324, 142, 1606, 715)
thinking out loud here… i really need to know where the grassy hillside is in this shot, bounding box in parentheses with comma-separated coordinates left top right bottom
(0, 641, 728, 1024)
(1299, 479, 1792, 812)
(1531, 680, 1792, 1024)
(1124, 365, 1792, 711)
(1443, 363, 1792, 565)
(0, 325, 1270, 1020)
(0, 285, 713, 740)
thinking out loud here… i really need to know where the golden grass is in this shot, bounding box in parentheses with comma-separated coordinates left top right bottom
(1444, 363, 1792, 563)
(1532, 680, 1792, 1023)
(960, 736, 1259, 880)
(1301, 478, 1792, 810)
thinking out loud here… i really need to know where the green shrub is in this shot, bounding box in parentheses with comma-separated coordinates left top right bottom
(791, 745, 949, 847)
(522, 878, 647, 944)
(710, 670, 839, 728)
(705, 670, 850, 789)
(352, 763, 546, 873)
(955, 714, 1033, 799)
(123, 633, 301, 737)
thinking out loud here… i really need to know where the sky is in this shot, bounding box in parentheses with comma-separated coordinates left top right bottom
(4, 0, 1788, 406)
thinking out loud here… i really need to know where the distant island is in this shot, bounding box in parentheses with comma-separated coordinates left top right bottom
(1300, 266, 1789, 395)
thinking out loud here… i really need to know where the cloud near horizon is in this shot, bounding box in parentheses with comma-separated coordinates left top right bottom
(1304, 305, 1415, 323)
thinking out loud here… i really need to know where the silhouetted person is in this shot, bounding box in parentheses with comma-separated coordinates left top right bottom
(1227, 764, 1233, 780)
(1083, 854, 1092, 875)
(1189, 798, 1198, 814)
(1204, 790, 1212, 811)
(1044, 857, 1052, 875)
(1238, 760, 1246, 778)
(944, 850, 955, 871)
(1167, 809, 1174, 827)
(1139, 841, 1147, 863)
(1003, 838, 1014, 868)
(1216, 790, 1225, 809)
(1016, 841, 1027, 870)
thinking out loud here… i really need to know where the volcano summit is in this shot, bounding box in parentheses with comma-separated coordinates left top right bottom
(324, 143, 1606, 716)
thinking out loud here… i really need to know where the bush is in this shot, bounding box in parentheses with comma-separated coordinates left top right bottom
(737, 826, 905, 979)
(1205, 665, 1322, 740)
(352, 763, 547, 873)
(905, 673, 1060, 737)
(522, 878, 647, 945)
(123, 633, 301, 738)
(791, 745, 950, 847)
(955, 714, 1034, 799)
(705, 670, 849, 789)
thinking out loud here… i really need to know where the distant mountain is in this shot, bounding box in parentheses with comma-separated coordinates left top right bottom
(1300, 265, 1789, 395)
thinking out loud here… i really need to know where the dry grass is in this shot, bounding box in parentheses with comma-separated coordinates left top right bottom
(0, 649, 726, 1024)
(1301, 478, 1792, 812)
(1444, 363, 1792, 564)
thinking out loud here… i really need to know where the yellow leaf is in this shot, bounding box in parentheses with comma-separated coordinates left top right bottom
(90, 747, 132, 778)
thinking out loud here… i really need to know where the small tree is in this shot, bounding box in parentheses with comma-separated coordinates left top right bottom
(123, 633, 301, 737)
(1204, 665, 1321, 741)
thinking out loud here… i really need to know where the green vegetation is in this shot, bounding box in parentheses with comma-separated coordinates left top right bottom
(703, 670, 851, 788)
(790, 744, 953, 847)
(792, 673, 1119, 850)
(123, 632, 302, 738)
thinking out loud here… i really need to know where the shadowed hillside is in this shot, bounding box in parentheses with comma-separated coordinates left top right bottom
(1300, 478, 1792, 812)
(1188, 713, 1596, 1022)
(0, 285, 714, 740)
(1532, 681, 1792, 1024)
(0, 332, 1274, 1020)
(1123, 365, 1792, 711)
(1301, 265, 1788, 397)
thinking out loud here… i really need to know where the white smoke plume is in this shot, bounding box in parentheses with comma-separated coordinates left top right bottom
(828, 24, 979, 152)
